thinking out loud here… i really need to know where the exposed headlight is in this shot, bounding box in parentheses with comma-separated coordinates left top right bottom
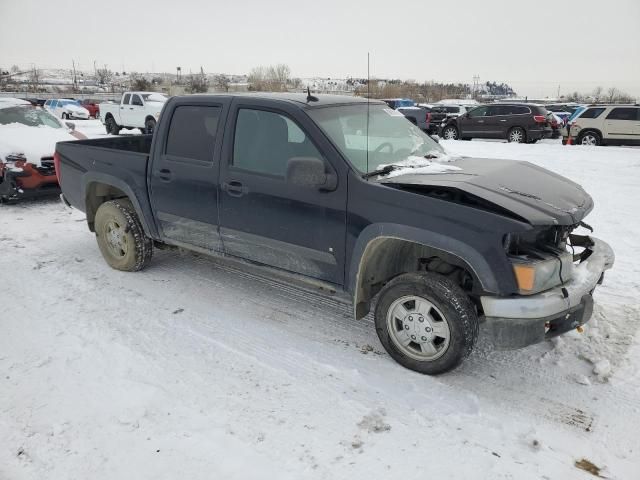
(511, 251, 574, 295)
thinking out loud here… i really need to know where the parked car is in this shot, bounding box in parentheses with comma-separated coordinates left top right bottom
(397, 106, 431, 132)
(560, 105, 588, 144)
(56, 93, 613, 375)
(79, 98, 100, 118)
(44, 98, 90, 120)
(562, 104, 640, 146)
(99, 91, 167, 134)
(0, 98, 86, 201)
(381, 98, 415, 109)
(428, 105, 472, 133)
(440, 103, 553, 143)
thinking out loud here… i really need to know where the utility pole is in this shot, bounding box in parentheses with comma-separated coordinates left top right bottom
(72, 59, 78, 93)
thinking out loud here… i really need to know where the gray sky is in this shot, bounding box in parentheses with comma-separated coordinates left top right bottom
(1, 0, 639, 98)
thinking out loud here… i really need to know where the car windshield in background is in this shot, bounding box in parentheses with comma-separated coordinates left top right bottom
(308, 104, 445, 174)
(142, 93, 168, 102)
(0, 106, 63, 128)
(58, 100, 78, 107)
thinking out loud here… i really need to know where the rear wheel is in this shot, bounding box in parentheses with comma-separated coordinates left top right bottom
(105, 116, 120, 135)
(578, 131, 600, 146)
(508, 127, 526, 143)
(94, 199, 152, 271)
(442, 125, 459, 140)
(374, 272, 478, 374)
(145, 118, 156, 134)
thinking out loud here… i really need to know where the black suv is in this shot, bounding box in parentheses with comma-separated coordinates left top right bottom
(440, 104, 553, 143)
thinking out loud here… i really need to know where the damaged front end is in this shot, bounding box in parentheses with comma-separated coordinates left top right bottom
(482, 223, 614, 349)
(0, 154, 60, 202)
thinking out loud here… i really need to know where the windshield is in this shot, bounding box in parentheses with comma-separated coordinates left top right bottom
(0, 106, 63, 128)
(308, 104, 445, 174)
(58, 100, 79, 107)
(142, 93, 167, 102)
(567, 106, 586, 122)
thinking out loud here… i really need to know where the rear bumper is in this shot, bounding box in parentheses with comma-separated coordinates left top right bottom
(480, 237, 614, 349)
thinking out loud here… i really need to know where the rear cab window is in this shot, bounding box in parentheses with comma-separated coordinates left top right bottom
(165, 105, 221, 162)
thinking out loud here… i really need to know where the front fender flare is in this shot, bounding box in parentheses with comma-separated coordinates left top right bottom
(348, 223, 502, 318)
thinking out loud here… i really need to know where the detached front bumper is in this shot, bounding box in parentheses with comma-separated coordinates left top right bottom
(480, 237, 614, 349)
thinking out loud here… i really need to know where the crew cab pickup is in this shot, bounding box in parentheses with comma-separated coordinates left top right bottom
(55, 93, 614, 374)
(99, 91, 167, 135)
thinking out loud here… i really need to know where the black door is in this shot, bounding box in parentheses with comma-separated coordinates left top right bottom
(149, 99, 229, 251)
(459, 105, 490, 137)
(218, 99, 347, 285)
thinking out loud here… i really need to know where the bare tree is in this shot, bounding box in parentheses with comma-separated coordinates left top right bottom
(129, 73, 151, 91)
(592, 86, 603, 102)
(186, 67, 208, 93)
(213, 74, 230, 92)
(11, 64, 20, 73)
(248, 64, 291, 91)
(96, 66, 113, 85)
(28, 67, 41, 92)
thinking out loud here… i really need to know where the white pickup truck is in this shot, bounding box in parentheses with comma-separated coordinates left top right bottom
(100, 91, 167, 135)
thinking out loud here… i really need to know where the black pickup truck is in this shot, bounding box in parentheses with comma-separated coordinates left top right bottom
(55, 93, 614, 374)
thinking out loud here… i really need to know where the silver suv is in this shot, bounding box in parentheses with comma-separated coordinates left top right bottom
(564, 105, 640, 146)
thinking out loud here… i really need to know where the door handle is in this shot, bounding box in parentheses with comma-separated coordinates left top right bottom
(477, 120, 484, 123)
(129, 107, 134, 110)
(222, 181, 248, 197)
(500, 119, 507, 122)
(158, 168, 172, 182)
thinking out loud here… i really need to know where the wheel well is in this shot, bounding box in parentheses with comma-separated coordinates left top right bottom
(104, 112, 114, 120)
(85, 182, 129, 231)
(145, 115, 155, 123)
(578, 128, 602, 139)
(353, 237, 477, 319)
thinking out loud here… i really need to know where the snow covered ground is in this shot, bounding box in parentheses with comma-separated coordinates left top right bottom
(1, 139, 639, 479)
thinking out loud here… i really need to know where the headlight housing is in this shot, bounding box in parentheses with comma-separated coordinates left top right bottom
(511, 251, 574, 295)
(505, 227, 575, 295)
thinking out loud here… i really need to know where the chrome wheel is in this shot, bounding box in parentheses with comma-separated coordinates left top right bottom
(580, 134, 598, 146)
(508, 128, 524, 143)
(443, 127, 458, 140)
(386, 295, 451, 361)
(103, 219, 128, 258)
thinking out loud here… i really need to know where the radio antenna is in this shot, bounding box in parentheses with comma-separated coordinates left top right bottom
(366, 52, 370, 178)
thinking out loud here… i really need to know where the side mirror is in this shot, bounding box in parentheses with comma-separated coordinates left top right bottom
(65, 121, 76, 131)
(286, 157, 337, 191)
(430, 135, 440, 143)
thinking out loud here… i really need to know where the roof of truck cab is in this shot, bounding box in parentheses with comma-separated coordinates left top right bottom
(184, 92, 385, 108)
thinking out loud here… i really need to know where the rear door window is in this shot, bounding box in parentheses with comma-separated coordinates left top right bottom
(606, 107, 638, 121)
(122, 94, 131, 105)
(165, 105, 221, 162)
(579, 107, 605, 119)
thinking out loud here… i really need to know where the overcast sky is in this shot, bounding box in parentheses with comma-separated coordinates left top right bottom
(1, 0, 639, 98)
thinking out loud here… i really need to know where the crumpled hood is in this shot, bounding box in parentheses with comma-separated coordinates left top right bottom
(379, 157, 593, 226)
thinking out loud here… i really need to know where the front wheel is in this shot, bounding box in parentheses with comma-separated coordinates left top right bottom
(94, 199, 153, 271)
(374, 272, 478, 375)
(441, 126, 459, 140)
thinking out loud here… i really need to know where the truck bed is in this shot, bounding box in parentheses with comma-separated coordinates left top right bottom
(55, 135, 155, 233)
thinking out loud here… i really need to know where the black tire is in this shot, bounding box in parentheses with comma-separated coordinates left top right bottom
(62, 112, 68, 120)
(105, 116, 120, 135)
(145, 117, 156, 134)
(578, 130, 601, 146)
(374, 272, 478, 375)
(507, 127, 526, 143)
(94, 199, 153, 271)
(441, 126, 459, 140)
